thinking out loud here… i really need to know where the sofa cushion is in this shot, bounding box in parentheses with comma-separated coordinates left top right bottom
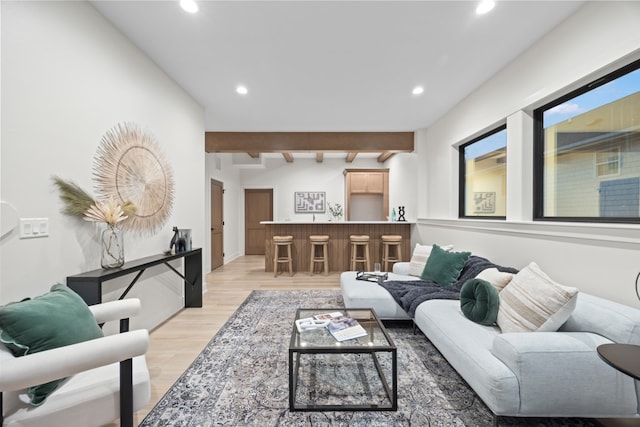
(407, 243, 453, 277)
(0, 284, 104, 405)
(460, 278, 500, 325)
(420, 244, 471, 287)
(497, 262, 578, 333)
(340, 271, 414, 319)
(476, 267, 514, 292)
(414, 299, 520, 415)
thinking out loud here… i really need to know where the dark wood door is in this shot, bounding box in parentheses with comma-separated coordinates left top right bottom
(210, 179, 224, 270)
(245, 189, 273, 255)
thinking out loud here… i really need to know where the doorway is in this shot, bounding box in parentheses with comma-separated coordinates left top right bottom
(245, 189, 273, 255)
(210, 179, 224, 270)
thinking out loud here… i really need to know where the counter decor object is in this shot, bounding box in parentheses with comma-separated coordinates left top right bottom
(101, 223, 124, 268)
(327, 202, 343, 221)
(53, 177, 135, 269)
(168, 226, 193, 254)
(398, 206, 406, 221)
(84, 198, 129, 268)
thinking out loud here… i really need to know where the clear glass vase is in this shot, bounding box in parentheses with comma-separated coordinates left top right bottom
(101, 224, 124, 268)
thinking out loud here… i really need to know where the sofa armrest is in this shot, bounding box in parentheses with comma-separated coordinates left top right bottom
(491, 332, 638, 415)
(0, 329, 148, 391)
(492, 331, 613, 381)
(492, 331, 611, 360)
(89, 298, 141, 324)
(392, 262, 411, 275)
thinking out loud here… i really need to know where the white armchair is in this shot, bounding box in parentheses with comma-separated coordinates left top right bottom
(0, 298, 151, 427)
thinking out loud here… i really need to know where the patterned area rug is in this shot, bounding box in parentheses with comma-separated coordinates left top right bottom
(141, 290, 601, 427)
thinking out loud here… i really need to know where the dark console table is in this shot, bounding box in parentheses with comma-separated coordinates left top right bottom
(67, 248, 202, 308)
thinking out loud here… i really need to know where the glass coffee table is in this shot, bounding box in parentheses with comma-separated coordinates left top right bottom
(288, 308, 397, 411)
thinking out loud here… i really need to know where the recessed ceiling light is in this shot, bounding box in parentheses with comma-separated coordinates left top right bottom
(412, 86, 424, 95)
(180, 0, 198, 14)
(236, 85, 248, 95)
(476, 0, 495, 15)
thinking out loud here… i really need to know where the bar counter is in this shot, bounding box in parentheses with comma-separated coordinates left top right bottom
(261, 221, 413, 273)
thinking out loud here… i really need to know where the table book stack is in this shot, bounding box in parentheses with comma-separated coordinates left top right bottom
(295, 311, 368, 342)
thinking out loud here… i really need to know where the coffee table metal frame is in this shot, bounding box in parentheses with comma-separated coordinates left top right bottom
(288, 307, 397, 412)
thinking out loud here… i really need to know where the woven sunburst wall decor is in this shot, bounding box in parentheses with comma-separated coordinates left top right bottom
(93, 122, 175, 236)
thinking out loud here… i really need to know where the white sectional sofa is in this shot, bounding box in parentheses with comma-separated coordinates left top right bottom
(340, 261, 640, 425)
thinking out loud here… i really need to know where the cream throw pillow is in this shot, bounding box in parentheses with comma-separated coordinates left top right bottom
(497, 262, 578, 333)
(408, 244, 453, 277)
(476, 268, 514, 292)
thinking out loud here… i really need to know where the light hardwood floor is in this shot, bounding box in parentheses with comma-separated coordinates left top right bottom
(120, 255, 633, 427)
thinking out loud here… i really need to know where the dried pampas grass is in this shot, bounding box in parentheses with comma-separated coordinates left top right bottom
(52, 176, 137, 223)
(52, 176, 95, 217)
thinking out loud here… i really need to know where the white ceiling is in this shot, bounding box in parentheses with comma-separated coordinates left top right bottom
(91, 1, 585, 133)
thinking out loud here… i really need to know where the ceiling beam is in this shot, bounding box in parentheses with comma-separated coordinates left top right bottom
(345, 152, 357, 163)
(205, 132, 414, 153)
(377, 151, 395, 163)
(316, 152, 323, 163)
(282, 152, 294, 162)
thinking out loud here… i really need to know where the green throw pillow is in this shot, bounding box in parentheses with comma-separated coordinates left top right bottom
(460, 278, 500, 326)
(0, 284, 103, 405)
(420, 244, 471, 287)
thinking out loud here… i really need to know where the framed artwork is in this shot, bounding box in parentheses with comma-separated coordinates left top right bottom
(473, 192, 496, 214)
(295, 191, 326, 213)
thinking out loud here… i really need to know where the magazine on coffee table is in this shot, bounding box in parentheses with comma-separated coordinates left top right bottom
(314, 311, 343, 321)
(295, 317, 330, 332)
(296, 312, 343, 333)
(327, 316, 368, 342)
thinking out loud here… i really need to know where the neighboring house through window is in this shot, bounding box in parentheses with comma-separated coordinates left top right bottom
(534, 59, 640, 223)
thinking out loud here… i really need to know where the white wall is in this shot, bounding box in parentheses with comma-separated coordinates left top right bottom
(416, 1, 640, 307)
(387, 152, 419, 222)
(0, 1, 206, 330)
(205, 154, 418, 257)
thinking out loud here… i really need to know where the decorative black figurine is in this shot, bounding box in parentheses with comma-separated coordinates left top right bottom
(398, 206, 406, 222)
(169, 226, 179, 253)
(168, 226, 187, 253)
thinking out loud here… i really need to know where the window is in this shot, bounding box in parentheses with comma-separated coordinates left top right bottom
(459, 126, 507, 218)
(595, 147, 620, 178)
(534, 59, 640, 223)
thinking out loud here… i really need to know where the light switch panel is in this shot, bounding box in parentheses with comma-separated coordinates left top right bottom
(18, 218, 49, 239)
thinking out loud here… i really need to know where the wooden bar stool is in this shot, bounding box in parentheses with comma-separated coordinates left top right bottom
(350, 235, 371, 271)
(309, 235, 330, 275)
(381, 235, 403, 272)
(273, 235, 294, 277)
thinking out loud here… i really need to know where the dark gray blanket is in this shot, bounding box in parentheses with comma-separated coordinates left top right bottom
(379, 256, 519, 318)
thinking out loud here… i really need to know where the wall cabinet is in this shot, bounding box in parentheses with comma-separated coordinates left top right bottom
(344, 169, 389, 220)
(349, 171, 385, 194)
